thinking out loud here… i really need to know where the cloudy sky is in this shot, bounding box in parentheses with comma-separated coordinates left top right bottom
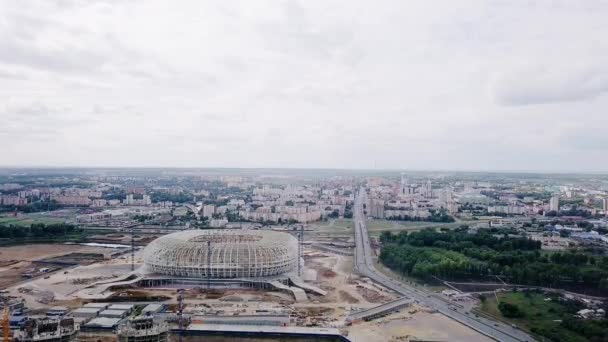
(1, 1, 608, 172)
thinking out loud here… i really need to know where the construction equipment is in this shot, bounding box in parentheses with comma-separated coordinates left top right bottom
(2, 307, 10, 342)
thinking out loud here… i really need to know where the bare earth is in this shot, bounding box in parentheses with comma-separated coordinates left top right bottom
(6, 243, 494, 341)
(0, 244, 110, 261)
(347, 310, 493, 342)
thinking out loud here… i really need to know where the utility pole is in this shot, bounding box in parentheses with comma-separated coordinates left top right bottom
(177, 289, 184, 342)
(130, 226, 135, 271)
(298, 226, 304, 277)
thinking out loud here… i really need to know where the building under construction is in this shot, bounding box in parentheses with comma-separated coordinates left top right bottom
(143, 230, 298, 279)
(13, 317, 78, 342)
(117, 317, 167, 342)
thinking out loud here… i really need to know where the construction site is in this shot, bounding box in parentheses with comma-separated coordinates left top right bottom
(0, 223, 492, 342)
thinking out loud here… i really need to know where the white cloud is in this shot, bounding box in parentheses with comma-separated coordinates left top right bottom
(494, 64, 608, 106)
(0, 0, 607, 171)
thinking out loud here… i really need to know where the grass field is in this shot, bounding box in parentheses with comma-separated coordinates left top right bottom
(479, 291, 591, 342)
(366, 219, 465, 236)
(313, 218, 469, 236)
(0, 216, 66, 226)
(313, 218, 354, 233)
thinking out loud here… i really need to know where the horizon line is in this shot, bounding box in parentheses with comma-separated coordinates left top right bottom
(0, 165, 607, 175)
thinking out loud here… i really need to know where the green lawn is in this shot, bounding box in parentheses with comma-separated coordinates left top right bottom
(480, 292, 591, 342)
(334, 219, 353, 227)
(313, 219, 353, 233)
(366, 219, 398, 230)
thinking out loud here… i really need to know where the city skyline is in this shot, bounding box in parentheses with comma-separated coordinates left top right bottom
(2, 1, 608, 171)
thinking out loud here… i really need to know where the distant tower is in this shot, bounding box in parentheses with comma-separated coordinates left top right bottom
(425, 180, 432, 198)
(602, 197, 608, 216)
(400, 173, 407, 194)
(550, 196, 560, 212)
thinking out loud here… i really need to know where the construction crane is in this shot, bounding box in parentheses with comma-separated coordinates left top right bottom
(2, 307, 10, 342)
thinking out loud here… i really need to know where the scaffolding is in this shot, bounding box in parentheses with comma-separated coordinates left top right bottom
(117, 317, 168, 342)
(143, 230, 298, 279)
(13, 317, 78, 342)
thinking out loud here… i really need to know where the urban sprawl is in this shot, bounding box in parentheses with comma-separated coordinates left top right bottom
(1, 169, 607, 342)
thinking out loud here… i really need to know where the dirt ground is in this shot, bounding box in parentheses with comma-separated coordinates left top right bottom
(0, 244, 112, 261)
(302, 250, 492, 341)
(0, 261, 33, 288)
(88, 233, 158, 245)
(3, 244, 137, 308)
(6, 242, 496, 342)
(0, 244, 125, 290)
(347, 310, 493, 342)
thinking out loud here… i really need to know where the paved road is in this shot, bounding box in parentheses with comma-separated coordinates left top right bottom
(347, 296, 414, 322)
(353, 189, 535, 342)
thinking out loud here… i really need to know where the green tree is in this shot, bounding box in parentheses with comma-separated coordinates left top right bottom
(498, 302, 524, 318)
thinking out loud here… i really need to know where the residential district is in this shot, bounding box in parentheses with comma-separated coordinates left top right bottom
(1, 168, 607, 342)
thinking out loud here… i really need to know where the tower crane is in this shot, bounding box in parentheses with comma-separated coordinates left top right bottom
(2, 307, 10, 342)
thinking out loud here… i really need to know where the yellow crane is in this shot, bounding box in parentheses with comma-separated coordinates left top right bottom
(1, 307, 9, 342)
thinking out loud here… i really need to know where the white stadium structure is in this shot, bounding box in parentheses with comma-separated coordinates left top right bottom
(143, 229, 299, 279)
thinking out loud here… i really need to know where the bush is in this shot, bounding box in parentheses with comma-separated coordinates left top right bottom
(498, 302, 524, 318)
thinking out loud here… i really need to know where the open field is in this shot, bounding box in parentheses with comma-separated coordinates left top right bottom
(0, 244, 115, 261)
(312, 219, 354, 233)
(311, 218, 473, 238)
(0, 216, 66, 226)
(347, 310, 493, 342)
(0, 243, 126, 289)
(367, 219, 465, 235)
(479, 291, 594, 342)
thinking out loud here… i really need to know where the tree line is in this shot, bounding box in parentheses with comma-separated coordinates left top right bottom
(0, 223, 77, 239)
(0, 200, 63, 213)
(385, 208, 455, 223)
(379, 229, 608, 293)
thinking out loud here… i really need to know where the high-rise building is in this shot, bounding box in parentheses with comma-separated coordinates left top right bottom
(400, 173, 408, 194)
(425, 180, 432, 198)
(549, 196, 560, 212)
(444, 189, 458, 214)
(202, 204, 216, 218)
(603, 197, 608, 215)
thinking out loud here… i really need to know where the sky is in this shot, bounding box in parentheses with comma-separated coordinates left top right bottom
(1, 0, 608, 172)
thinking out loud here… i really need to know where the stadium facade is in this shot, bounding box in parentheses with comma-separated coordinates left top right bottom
(143, 229, 299, 279)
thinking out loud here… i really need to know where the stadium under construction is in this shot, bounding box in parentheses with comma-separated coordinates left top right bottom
(86, 229, 326, 302)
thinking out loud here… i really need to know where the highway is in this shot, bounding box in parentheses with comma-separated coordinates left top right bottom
(353, 189, 535, 342)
